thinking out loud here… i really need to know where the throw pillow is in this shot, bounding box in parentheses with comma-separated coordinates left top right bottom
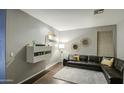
(101, 58, 114, 67)
(73, 56, 80, 61)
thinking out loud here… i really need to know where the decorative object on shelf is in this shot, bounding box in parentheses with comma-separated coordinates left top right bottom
(71, 42, 80, 51)
(81, 38, 90, 47)
(26, 44, 52, 63)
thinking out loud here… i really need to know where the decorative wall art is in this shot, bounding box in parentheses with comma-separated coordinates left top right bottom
(71, 42, 80, 51)
(81, 38, 91, 47)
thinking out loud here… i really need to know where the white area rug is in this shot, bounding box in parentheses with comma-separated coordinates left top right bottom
(53, 67, 107, 84)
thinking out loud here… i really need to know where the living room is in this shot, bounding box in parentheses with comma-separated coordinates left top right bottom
(0, 9, 124, 84)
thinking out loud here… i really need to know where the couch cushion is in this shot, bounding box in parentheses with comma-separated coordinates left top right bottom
(68, 61, 87, 64)
(114, 58, 124, 72)
(101, 65, 122, 79)
(68, 61, 100, 67)
(88, 56, 100, 63)
(99, 57, 103, 62)
(79, 55, 88, 62)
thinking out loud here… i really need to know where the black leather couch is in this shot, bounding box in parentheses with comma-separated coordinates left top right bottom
(63, 55, 124, 84)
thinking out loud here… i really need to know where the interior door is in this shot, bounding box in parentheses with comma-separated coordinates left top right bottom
(97, 31, 114, 57)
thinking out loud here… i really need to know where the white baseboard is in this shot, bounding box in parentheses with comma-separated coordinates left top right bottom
(45, 62, 59, 70)
(18, 69, 44, 84)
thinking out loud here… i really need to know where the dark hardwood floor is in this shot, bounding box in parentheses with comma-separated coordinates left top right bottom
(33, 63, 74, 84)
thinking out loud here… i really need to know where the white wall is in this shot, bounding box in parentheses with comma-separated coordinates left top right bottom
(60, 28, 97, 58)
(6, 10, 60, 83)
(117, 20, 124, 84)
(59, 25, 116, 58)
(117, 20, 124, 60)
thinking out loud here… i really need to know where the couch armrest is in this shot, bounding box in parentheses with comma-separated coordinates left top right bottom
(63, 59, 68, 66)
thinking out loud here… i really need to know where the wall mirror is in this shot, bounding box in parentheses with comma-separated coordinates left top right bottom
(81, 38, 90, 47)
(71, 43, 80, 51)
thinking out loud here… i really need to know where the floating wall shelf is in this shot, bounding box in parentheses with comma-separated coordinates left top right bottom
(26, 45, 52, 63)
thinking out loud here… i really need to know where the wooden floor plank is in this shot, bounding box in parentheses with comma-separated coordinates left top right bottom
(33, 63, 73, 84)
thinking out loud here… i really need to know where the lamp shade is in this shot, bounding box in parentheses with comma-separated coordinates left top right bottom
(59, 44, 65, 49)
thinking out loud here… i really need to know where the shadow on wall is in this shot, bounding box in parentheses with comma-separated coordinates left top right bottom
(7, 46, 46, 84)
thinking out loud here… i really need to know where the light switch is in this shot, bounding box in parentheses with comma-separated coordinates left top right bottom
(10, 52, 14, 57)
